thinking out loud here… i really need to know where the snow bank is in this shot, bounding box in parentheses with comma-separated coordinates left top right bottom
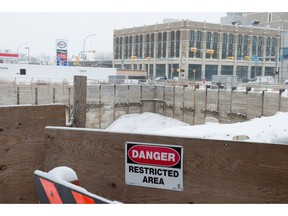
(105, 112, 288, 144)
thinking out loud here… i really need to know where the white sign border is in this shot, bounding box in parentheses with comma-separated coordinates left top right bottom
(125, 141, 184, 191)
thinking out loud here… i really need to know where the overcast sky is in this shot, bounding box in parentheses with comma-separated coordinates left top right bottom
(0, 0, 284, 58)
(0, 12, 226, 58)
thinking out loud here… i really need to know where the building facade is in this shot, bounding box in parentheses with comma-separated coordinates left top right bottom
(113, 19, 281, 82)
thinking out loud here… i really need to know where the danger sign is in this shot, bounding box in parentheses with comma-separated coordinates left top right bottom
(125, 142, 183, 191)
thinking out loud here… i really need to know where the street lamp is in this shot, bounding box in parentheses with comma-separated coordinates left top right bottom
(17, 42, 27, 61)
(131, 55, 137, 70)
(77, 50, 96, 66)
(274, 13, 285, 84)
(82, 34, 96, 67)
(180, 46, 199, 80)
(146, 57, 152, 78)
(188, 47, 213, 80)
(25, 47, 30, 63)
(170, 57, 173, 79)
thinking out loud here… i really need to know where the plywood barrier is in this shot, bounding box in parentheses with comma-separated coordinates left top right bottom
(44, 127, 288, 203)
(0, 104, 66, 203)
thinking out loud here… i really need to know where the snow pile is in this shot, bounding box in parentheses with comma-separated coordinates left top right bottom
(106, 112, 189, 133)
(106, 112, 288, 144)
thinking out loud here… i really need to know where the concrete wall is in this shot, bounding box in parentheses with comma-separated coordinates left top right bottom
(0, 104, 66, 203)
(0, 82, 288, 128)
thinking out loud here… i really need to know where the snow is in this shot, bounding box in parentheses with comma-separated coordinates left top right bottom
(106, 111, 288, 144)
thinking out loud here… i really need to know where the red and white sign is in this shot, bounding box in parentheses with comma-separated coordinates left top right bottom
(128, 145, 180, 166)
(125, 142, 183, 191)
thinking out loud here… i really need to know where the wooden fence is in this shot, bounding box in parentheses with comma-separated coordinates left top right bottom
(1, 78, 288, 128)
(43, 126, 288, 204)
(0, 104, 66, 203)
(1, 102, 288, 203)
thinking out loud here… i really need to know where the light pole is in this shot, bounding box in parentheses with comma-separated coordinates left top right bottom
(82, 34, 96, 67)
(188, 47, 212, 81)
(77, 50, 95, 66)
(274, 13, 285, 84)
(146, 57, 152, 78)
(170, 57, 173, 79)
(25, 47, 30, 63)
(248, 37, 260, 79)
(17, 42, 27, 62)
(131, 55, 137, 70)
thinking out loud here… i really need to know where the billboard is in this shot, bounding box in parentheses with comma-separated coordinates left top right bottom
(56, 39, 68, 66)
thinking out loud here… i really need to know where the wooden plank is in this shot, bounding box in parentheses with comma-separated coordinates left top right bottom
(44, 127, 288, 204)
(73, 76, 87, 127)
(0, 104, 66, 203)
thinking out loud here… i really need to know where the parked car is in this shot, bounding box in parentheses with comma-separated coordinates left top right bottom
(283, 80, 288, 89)
(155, 76, 167, 82)
(248, 76, 275, 84)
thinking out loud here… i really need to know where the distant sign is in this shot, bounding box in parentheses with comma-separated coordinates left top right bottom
(283, 47, 288, 59)
(125, 142, 183, 191)
(0, 53, 19, 58)
(56, 39, 68, 66)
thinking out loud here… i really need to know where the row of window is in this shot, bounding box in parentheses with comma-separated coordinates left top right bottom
(114, 30, 278, 60)
(114, 63, 275, 81)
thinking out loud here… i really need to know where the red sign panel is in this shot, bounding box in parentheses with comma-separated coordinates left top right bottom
(0, 53, 19, 58)
(128, 144, 180, 167)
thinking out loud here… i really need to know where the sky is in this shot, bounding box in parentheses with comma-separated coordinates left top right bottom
(0, 12, 226, 58)
(0, 0, 285, 59)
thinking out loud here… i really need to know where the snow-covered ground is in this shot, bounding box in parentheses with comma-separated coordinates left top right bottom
(106, 111, 288, 144)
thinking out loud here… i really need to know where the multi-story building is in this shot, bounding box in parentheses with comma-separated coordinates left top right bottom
(113, 19, 281, 83)
(222, 12, 288, 83)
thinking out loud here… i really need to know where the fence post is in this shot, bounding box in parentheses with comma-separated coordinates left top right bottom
(17, 87, 20, 105)
(73, 76, 87, 128)
(35, 87, 38, 105)
(53, 88, 56, 104)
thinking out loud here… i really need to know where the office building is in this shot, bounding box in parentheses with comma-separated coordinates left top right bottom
(113, 18, 281, 82)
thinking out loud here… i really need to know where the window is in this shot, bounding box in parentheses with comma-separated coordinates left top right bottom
(189, 30, 195, 58)
(139, 35, 143, 58)
(115, 37, 119, 59)
(176, 30, 181, 57)
(151, 33, 154, 58)
(243, 35, 248, 57)
(158, 32, 162, 58)
(146, 34, 150, 58)
(125, 36, 129, 59)
(196, 31, 202, 58)
(206, 32, 212, 58)
(212, 32, 218, 59)
(135, 35, 139, 58)
(252, 36, 257, 56)
(258, 36, 263, 57)
(266, 37, 271, 60)
(170, 31, 175, 58)
(163, 32, 167, 58)
(228, 34, 234, 57)
(237, 35, 243, 58)
(20, 69, 26, 75)
(222, 33, 227, 59)
(129, 36, 132, 58)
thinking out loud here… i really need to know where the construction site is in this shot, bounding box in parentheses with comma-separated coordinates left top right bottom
(1, 74, 288, 204)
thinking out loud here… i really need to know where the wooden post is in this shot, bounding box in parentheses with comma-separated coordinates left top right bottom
(53, 88, 56, 104)
(35, 87, 38, 105)
(17, 87, 20, 105)
(73, 76, 87, 127)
